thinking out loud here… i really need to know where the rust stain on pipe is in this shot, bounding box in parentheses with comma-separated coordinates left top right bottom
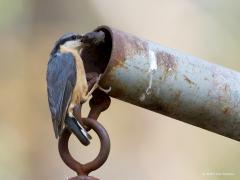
(81, 25, 240, 141)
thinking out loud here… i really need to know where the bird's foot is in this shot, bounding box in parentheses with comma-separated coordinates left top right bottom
(95, 74, 111, 94)
(87, 74, 111, 97)
(98, 85, 111, 94)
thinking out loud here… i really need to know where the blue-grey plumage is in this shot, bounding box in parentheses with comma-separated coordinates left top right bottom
(47, 52, 76, 137)
(47, 33, 91, 146)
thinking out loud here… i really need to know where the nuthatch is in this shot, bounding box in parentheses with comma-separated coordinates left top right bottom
(47, 32, 108, 145)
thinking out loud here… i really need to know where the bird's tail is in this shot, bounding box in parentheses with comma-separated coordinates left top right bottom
(64, 115, 91, 146)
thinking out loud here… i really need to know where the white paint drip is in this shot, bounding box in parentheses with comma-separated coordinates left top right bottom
(146, 73, 153, 95)
(149, 50, 158, 71)
(139, 94, 146, 102)
(139, 49, 158, 101)
(146, 50, 157, 94)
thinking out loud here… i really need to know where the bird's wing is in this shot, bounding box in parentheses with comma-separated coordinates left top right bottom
(47, 52, 76, 138)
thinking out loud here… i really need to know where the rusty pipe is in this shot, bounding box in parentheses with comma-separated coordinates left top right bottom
(82, 26, 240, 141)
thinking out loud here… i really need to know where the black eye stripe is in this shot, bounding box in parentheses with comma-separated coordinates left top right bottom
(50, 33, 81, 55)
(60, 34, 80, 43)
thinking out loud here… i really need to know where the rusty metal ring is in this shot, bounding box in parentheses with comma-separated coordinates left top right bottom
(58, 118, 110, 176)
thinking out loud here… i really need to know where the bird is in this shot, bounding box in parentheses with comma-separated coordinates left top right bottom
(46, 32, 108, 145)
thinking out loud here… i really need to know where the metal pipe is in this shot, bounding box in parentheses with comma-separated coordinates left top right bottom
(82, 26, 240, 141)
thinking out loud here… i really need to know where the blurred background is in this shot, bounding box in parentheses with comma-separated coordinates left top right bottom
(0, 0, 240, 179)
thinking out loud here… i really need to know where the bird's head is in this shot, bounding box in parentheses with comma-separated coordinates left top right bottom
(50, 33, 82, 56)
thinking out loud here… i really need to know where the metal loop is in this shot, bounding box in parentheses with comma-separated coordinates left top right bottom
(58, 118, 110, 176)
(73, 90, 111, 133)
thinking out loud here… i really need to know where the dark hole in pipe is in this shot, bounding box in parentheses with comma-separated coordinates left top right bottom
(81, 27, 112, 75)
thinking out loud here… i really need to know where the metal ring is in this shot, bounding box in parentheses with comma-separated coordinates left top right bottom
(58, 118, 110, 176)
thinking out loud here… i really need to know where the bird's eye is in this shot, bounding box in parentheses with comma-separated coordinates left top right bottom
(74, 35, 81, 40)
(72, 35, 77, 40)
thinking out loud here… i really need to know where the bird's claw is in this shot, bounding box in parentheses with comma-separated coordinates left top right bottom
(95, 74, 111, 94)
(98, 86, 111, 94)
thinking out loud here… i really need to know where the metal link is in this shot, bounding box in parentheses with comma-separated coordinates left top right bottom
(72, 90, 111, 132)
(87, 90, 111, 130)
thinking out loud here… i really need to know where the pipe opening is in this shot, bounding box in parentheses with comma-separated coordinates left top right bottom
(81, 27, 112, 75)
